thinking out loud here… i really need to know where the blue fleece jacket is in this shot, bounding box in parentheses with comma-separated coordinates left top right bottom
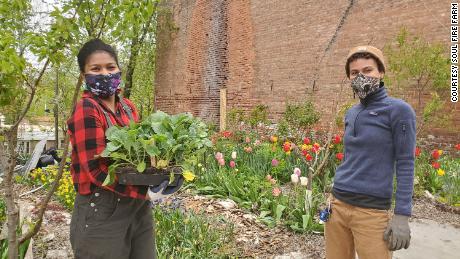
(333, 86, 416, 216)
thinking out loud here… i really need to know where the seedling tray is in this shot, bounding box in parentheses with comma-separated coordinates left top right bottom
(116, 166, 182, 186)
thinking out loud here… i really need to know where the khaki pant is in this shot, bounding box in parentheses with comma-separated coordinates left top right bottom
(70, 188, 156, 259)
(325, 196, 392, 259)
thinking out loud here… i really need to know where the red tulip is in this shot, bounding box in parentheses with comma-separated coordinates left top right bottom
(303, 138, 311, 145)
(414, 147, 421, 157)
(222, 131, 232, 138)
(455, 144, 460, 151)
(432, 162, 440, 169)
(305, 153, 313, 161)
(283, 142, 291, 152)
(336, 153, 344, 161)
(431, 149, 441, 160)
(333, 135, 342, 144)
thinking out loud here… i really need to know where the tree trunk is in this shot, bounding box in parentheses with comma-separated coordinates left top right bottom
(123, 36, 140, 99)
(5, 128, 19, 259)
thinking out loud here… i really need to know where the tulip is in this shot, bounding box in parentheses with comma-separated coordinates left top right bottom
(215, 152, 224, 161)
(312, 143, 320, 153)
(271, 159, 279, 167)
(266, 175, 272, 181)
(231, 151, 237, 159)
(218, 158, 225, 166)
(245, 136, 251, 143)
(305, 153, 313, 161)
(300, 177, 308, 186)
(431, 149, 441, 160)
(301, 144, 308, 151)
(270, 136, 278, 143)
(333, 135, 342, 144)
(229, 160, 236, 168)
(270, 178, 277, 185)
(437, 169, 445, 176)
(432, 162, 440, 169)
(336, 153, 344, 161)
(455, 143, 460, 151)
(283, 143, 291, 152)
(294, 167, 301, 177)
(272, 187, 281, 197)
(291, 174, 299, 184)
(244, 146, 253, 153)
(303, 137, 311, 145)
(414, 147, 421, 157)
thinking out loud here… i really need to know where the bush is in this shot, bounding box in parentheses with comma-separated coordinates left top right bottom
(278, 101, 320, 139)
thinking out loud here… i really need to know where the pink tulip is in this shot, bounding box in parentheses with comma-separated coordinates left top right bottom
(218, 158, 225, 166)
(229, 160, 236, 168)
(272, 187, 281, 197)
(245, 136, 251, 143)
(271, 159, 279, 167)
(266, 175, 272, 181)
(215, 152, 224, 161)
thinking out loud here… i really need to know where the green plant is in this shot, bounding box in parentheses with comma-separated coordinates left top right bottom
(278, 101, 320, 139)
(384, 28, 451, 135)
(154, 207, 237, 258)
(101, 111, 212, 185)
(226, 107, 246, 130)
(28, 166, 75, 210)
(0, 197, 6, 227)
(247, 105, 269, 128)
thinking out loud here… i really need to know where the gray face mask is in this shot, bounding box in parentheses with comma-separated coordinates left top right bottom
(350, 73, 381, 99)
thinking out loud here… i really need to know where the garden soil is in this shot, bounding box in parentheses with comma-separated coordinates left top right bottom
(15, 185, 460, 259)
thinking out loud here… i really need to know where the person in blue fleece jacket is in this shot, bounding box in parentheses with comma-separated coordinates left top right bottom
(325, 46, 416, 259)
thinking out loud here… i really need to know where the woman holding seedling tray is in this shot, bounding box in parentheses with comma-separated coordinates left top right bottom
(67, 39, 210, 259)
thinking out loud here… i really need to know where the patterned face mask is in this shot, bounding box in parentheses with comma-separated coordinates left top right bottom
(84, 72, 122, 98)
(350, 73, 381, 99)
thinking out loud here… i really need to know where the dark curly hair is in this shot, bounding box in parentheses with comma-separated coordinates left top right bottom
(77, 39, 119, 72)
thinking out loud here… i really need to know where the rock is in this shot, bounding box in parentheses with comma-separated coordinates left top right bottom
(217, 199, 237, 210)
(424, 190, 435, 201)
(46, 249, 68, 259)
(43, 233, 55, 242)
(206, 205, 215, 213)
(274, 252, 308, 259)
(243, 214, 256, 220)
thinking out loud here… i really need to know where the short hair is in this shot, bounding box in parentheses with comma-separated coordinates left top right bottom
(77, 39, 119, 72)
(345, 52, 385, 78)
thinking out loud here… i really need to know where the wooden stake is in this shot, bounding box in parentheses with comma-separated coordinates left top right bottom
(220, 88, 227, 131)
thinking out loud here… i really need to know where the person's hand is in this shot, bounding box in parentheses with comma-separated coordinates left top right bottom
(383, 214, 411, 251)
(147, 176, 184, 202)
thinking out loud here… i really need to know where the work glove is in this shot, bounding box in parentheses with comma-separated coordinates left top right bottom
(147, 176, 184, 202)
(383, 214, 411, 251)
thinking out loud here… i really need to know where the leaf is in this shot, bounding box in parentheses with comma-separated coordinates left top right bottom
(137, 161, 146, 173)
(275, 204, 286, 222)
(103, 165, 117, 186)
(145, 144, 160, 156)
(259, 210, 271, 218)
(302, 214, 310, 229)
(106, 142, 121, 152)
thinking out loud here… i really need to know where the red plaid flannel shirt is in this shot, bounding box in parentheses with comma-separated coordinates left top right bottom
(67, 91, 147, 199)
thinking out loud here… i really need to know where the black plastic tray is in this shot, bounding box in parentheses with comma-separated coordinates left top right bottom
(116, 166, 182, 186)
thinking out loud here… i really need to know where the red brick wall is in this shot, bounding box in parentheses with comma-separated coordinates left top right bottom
(155, 0, 459, 147)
